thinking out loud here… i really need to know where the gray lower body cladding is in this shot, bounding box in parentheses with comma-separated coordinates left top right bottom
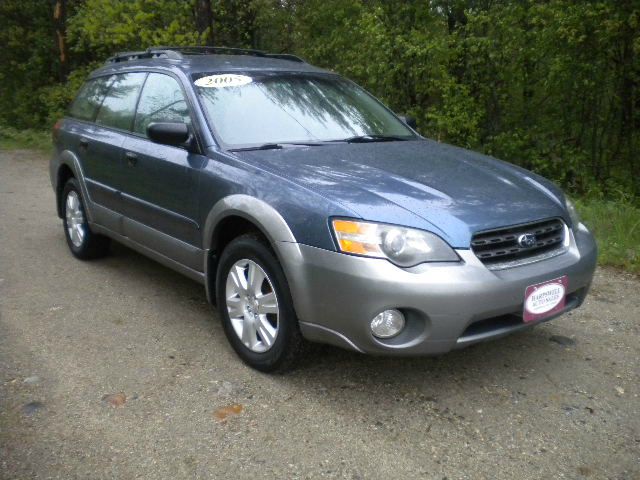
(280, 225, 597, 355)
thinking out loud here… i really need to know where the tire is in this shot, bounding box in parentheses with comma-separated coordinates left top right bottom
(61, 178, 110, 259)
(216, 233, 304, 372)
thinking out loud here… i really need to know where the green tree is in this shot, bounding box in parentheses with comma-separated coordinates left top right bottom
(0, 1, 59, 127)
(0, 0, 637, 197)
(67, 0, 205, 61)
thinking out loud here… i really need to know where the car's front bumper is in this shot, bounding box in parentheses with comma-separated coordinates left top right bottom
(278, 224, 597, 355)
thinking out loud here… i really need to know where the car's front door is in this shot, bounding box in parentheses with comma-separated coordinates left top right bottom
(119, 72, 204, 270)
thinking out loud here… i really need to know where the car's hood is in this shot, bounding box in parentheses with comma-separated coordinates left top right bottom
(232, 139, 567, 248)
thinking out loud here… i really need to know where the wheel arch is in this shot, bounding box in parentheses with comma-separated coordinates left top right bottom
(54, 151, 91, 220)
(56, 163, 75, 218)
(203, 195, 298, 304)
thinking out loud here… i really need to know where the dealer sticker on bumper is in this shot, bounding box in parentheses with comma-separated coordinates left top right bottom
(523, 275, 568, 323)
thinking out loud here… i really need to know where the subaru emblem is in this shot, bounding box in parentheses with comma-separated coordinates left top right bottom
(517, 233, 537, 248)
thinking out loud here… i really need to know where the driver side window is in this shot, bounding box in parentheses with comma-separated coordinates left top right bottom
(134, 73, 191, 136)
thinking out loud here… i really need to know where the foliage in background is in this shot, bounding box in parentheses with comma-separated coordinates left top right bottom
(0, 1, 60, 128)
(0, 0, 638, 200)
(68, 0, 205, 61)
(0, 0, 638, 273)
(0, 127, 52, 152)
(577, 198, 640, 274)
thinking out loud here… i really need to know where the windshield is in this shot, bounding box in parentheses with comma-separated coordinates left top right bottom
(193, 73, 416, 147)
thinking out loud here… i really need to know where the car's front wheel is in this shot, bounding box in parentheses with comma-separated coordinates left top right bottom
(62, 178, 110, 259)
(216, 234, 304, 372)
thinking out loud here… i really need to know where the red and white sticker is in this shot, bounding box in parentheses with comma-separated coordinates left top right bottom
(523, 276, 568, 323)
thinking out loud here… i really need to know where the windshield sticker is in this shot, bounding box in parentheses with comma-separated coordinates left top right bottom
(194, 74, 253, 88)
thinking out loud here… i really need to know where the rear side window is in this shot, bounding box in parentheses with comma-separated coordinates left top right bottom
(68, 76, 113, 121)
(133, 73, 191, 135)
(95, 72, 147, 131)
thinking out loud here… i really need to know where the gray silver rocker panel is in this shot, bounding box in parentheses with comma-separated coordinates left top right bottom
(91, 218, 206, 285)
(89, 201, 205, 278)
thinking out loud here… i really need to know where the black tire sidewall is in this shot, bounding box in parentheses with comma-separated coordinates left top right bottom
(216, 235, 300, 372)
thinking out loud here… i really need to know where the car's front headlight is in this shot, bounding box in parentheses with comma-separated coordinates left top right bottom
(565, 197, 581, 227)
(331, 219, 459, 267)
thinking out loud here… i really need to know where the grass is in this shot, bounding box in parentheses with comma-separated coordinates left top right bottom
(0, 128, 637, 274)
(0, 127, 52, 152)
(576, 198, 640, 274)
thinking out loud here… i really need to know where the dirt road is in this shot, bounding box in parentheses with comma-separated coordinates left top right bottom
(0, 150, 638, 479)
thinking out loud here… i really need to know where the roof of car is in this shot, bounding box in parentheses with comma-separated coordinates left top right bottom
(90, 47, 330, 78)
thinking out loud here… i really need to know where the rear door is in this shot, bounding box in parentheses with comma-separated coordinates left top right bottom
(66, 75, 120, 212)
(119, 72, 204, 269)
(71, 72, 147, 231)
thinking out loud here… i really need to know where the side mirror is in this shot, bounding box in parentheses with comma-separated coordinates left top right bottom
(147, 122, 192, 148)
(398, 115, 417, 130)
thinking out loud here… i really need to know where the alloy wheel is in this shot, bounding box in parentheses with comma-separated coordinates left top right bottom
(65, 190, 85, 248)
(225, 259, 279, 353)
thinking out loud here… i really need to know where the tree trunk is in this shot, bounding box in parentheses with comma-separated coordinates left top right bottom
(53, 0, 68, 81)
(195, 0, 214, 45)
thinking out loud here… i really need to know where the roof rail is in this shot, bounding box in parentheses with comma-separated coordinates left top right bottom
(105, 46, 305, 65)
(105, 49, 183, 64)
(266, 53, 306, 62)
(150, 46, 263, 57)
(151, 46, 306, 63)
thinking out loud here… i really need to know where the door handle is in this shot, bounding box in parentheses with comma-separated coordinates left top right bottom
(125, 151, 138, 166)
(79, 138, 89, 150)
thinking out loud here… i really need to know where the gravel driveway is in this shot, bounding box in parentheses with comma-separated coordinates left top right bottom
(0, 150, 638, 480)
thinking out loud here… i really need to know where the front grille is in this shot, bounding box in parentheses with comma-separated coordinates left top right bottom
(471, 218, 566, 266)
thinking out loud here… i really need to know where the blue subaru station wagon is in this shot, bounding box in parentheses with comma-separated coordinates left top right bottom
(50, 47, 597, 372)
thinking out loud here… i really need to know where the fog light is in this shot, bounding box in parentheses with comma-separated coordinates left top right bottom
(370, 309, 405, 339)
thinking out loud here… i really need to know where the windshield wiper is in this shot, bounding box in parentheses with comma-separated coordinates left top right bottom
(229, 143, 284, 152)
(338, 135, 410, 143)
(229, 142, 325, 152)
